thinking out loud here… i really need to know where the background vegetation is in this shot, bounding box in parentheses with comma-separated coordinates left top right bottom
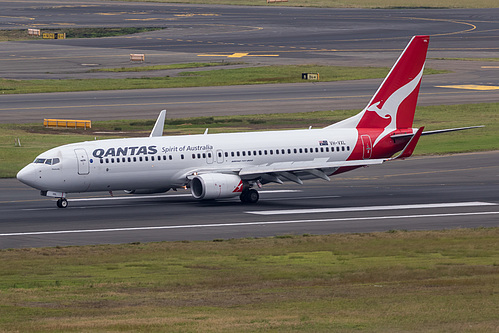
(1, 228, 497, 332)
(0, 66, 449, 94)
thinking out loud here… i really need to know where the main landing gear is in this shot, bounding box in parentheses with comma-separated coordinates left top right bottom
(56, 198, 68, 208)
(240, 189, 259, 204)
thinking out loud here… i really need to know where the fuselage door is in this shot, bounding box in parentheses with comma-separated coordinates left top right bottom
(216, 150, 224, 164)
(74, 148, 90, 175)
(361, 135, 372, 160)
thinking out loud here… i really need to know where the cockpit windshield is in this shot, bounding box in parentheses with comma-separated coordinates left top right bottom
(34, 158, 60, 165)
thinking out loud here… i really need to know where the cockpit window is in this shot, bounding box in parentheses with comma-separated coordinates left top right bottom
(34, 158, 60, 165)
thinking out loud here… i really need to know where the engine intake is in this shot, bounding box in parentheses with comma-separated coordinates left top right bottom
(191, 173, 243, 200)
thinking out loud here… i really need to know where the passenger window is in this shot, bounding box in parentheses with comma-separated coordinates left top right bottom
(169, 155, 173, 160)
(247, 151, 251, 156)
(133, 157, 137, 162)
(163, 156, 166, 161)
(116, 158, 120, 163)
(299, 148, 303, 153)
(242, 151, 246, 156)
(225, 152, 228, 157)
(275, 150, 279, 155)
(264, 150, 267, 155)
(139, 157, 143, 162)
(293, 149, 297, 154)
(253, 151, 257, 155)
(111, 158, 115, 163)
(231, 152, 235, 157)
(203, 153, 206, 158)
(282, 149, 285, 154)
(145, 156, 148, 161)
(320, 147, 324, 153)
(151, 156, 154, 161)
(259, 150, 262, 155)
(100, 159, 104, 164)
(347, 146, 350, 151)
(270, 150, 273, 155)
(128, 157, 131, 162)
(237, 151, 240, 157)
(181, 154, 184, 160)
(208, 153, 212, 158)
(192, 154, 196, 159)
(218, 152, 222, 158)
(315, 148, 319, 153)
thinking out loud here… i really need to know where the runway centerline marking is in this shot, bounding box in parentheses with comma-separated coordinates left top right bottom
(245, 202, 497, 215)
(1, 211, 498, 237)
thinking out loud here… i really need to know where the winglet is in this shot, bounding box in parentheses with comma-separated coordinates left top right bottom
(150, 110, 166, 137)
(391, 126, 424, 160)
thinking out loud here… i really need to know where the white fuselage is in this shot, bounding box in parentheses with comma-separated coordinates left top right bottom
(17, 127, 358, 194)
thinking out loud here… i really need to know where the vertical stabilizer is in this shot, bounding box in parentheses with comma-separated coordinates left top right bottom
(150, 110, 166, 137)
(327, 35, 429, 135)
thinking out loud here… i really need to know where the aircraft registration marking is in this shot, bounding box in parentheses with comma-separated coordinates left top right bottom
(436, 85, 499, 91)
(246, 201, 497, 215)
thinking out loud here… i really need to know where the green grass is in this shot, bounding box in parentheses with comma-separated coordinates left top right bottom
(111, 0, 499, 9)
(2, 103, 496, 178)
(0, 66, 447, 94)
(88, 62, 241, 72)
(0, 228, 498, 332)
(0, 27, 163, 42)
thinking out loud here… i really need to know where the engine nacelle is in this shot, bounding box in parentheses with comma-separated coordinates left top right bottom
(190, 173, 243, 200)
(124, 188, 170, 195)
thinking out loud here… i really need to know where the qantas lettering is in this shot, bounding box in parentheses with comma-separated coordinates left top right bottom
(92, 145, 157, 158)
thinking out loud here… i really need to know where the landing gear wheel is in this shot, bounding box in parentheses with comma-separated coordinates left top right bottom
(240, 189, 259, 204)
(56, 198, 68, 208)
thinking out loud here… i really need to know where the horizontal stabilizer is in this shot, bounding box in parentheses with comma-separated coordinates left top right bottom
(391, 125, 484, 140)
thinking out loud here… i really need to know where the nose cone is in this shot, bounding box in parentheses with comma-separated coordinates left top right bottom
(17, 164, 39, 189)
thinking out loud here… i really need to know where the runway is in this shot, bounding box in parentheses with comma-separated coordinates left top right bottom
(2, 152, 498, 249)
(1, 3, 499, 122)
(0, 2, 498, 248)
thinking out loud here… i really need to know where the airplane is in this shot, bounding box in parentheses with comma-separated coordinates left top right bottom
(16, 35, 481, 208)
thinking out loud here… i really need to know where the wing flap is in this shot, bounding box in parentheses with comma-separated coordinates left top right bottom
(239, 158, 386, 177)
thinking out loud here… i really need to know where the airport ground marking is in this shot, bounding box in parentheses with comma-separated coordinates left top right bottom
(436, 85, 499, 91)
(2, 210, 499, 237)
(246, 201, 497, 215)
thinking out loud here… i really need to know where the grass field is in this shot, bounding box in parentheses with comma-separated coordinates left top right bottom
(2, 103, 496, 178)
(0, 65, 445, 94)
(113, 0, 499, 8)
(0, 228, 498, 332)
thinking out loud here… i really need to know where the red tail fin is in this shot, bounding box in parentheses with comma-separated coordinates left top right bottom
(327, 35, 429, 133)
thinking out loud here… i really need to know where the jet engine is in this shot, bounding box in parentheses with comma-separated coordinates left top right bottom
(190, 173, 243, 200)
(124, 188, 170, 195)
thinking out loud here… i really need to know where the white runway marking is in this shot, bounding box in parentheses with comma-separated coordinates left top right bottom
(24, 189, 303, 205)
(245, 202, 497, 215)
(1, 211, 498, 237)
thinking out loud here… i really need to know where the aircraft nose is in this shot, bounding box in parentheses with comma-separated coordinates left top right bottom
(16, 164, 39, 188)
